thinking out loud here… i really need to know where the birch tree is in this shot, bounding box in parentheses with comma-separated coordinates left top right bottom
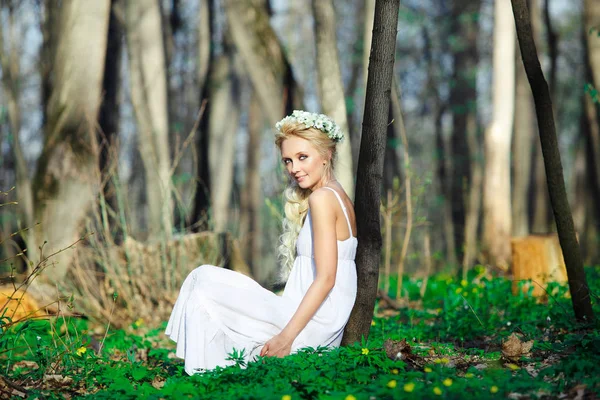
(312, 0, 354, 196)
(31, 0, 110, 280)
(208, 51, 241, 233)
(223, 0, 302, 126)
(125, 0, 173, 239)
(483, 0, 515, 269)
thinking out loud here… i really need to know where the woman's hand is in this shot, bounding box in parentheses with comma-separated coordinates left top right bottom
(260, 334, 293, 358)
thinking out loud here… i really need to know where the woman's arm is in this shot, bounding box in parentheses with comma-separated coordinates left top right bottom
(260, 189, 338, 357)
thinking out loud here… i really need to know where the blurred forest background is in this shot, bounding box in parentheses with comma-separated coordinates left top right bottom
(0, 0, 599, 326)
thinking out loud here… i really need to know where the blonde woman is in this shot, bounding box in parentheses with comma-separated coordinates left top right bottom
(166, 110, 357, 375)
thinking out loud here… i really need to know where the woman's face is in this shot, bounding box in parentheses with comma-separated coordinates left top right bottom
(280, 136, 329, 191)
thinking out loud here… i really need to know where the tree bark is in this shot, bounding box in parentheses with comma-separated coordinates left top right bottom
(423, 26, 457, 267)
(530, 0, 553, 234)
(342, 0, 400, 345)
(208, 52, 241, 233)
(463, 114, 483, 273)
(344, 0, 365, 167)
(239, 94, 263, 281)
(191, 0, 214, 231)
(512, 35, 534, 237)
(0, 4, 33, 230)
(98, 0, 123, 243)
(585, 0, 600, 91)
(483, 0, 515, 270)
(125, 0, 173, 239)
(31, 0, 111, 281)
(312, 0, 354, 197)
(511, 0, 595, 321)
(223, 0, 302, 127)
(449, 0, 480, 263)
(39, 1, 60, 127)
(583, 0, 600, 239)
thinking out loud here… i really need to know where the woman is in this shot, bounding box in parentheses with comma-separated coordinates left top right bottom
(166, 110, 357, 375)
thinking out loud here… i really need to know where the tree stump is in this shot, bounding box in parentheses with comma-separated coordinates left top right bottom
(510, 234, 568, 297)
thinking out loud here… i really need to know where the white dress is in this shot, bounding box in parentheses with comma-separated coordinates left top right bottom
(165, 187, 358, 375)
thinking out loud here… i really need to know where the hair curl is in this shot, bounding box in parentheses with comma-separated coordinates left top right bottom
(274, 120, 338, 281)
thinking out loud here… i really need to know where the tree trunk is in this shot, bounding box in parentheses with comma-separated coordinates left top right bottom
(223, 0, 302, 127)
(512, 36, 534, 237)
(511, 0, 595, 321)
(39, 1, 60, 127)
(463, 114, 483, 273)
(384, 77, 406, 193)
(345, 0, 366, 167)
(208, 52, 241, 232)
(125, 0, 173, 239)
(529, 0, 553, 234)
(31, 0, 111, 281)
(449, 0, 480, 263)
(585, 0, 600, 91)
(483, 0, 515, 270)
(424, 26, 457, 266)
(358, 0, 375, 166)
(530, 0, 552, 234)
(312, 0, 354, 197)
(239, 94, 264, 281)
(98, 0, 123, 243)
(0, 4, 33, 230)
(571, 136, 587, 257)
(583, 0, 600, 239)
(342, 0, 400, 345)
(191, 0, 214, 231)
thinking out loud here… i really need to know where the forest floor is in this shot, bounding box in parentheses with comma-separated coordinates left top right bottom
(1, 266, 599, 399)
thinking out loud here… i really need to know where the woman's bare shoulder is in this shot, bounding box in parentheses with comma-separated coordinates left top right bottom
(308, 187, 337, 210)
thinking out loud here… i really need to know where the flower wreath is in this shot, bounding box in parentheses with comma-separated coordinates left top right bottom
(275, 110, 344, 143)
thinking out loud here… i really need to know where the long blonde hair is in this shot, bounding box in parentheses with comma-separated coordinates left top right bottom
(275, 120, 338, 280)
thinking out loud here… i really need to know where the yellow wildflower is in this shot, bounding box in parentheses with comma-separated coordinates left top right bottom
(461, 279, 468, 287)
(433, 387, 442, 395)
(440, 357, 449, 364)
(455, 287, 463, 294)
(443, 378, 453, 387)
(490, 386, 499, 393)
(76, 346, 87, 356)
(507, 363, 520, 370)
(371, 320, 377, 326)
(464, 372, 475, 378)
(281, 395, 292, 400)
(424, 367, 433, 373)
(387, 380, 397, 389)
(134, 318, 144, 328)
(362, 348, 369, 355)
(392, 368, 399, 374)
(345, 396, 357, 400)
(404, 382, 415, 392)
(434, 358, 442, 364)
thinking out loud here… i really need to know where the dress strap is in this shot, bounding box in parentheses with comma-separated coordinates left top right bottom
(322, 187, 354, 237)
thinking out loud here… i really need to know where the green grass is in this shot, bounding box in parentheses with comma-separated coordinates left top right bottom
(1, 267, 599, 399)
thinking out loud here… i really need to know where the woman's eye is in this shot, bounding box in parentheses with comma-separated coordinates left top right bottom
(299, 155, 307, 160)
